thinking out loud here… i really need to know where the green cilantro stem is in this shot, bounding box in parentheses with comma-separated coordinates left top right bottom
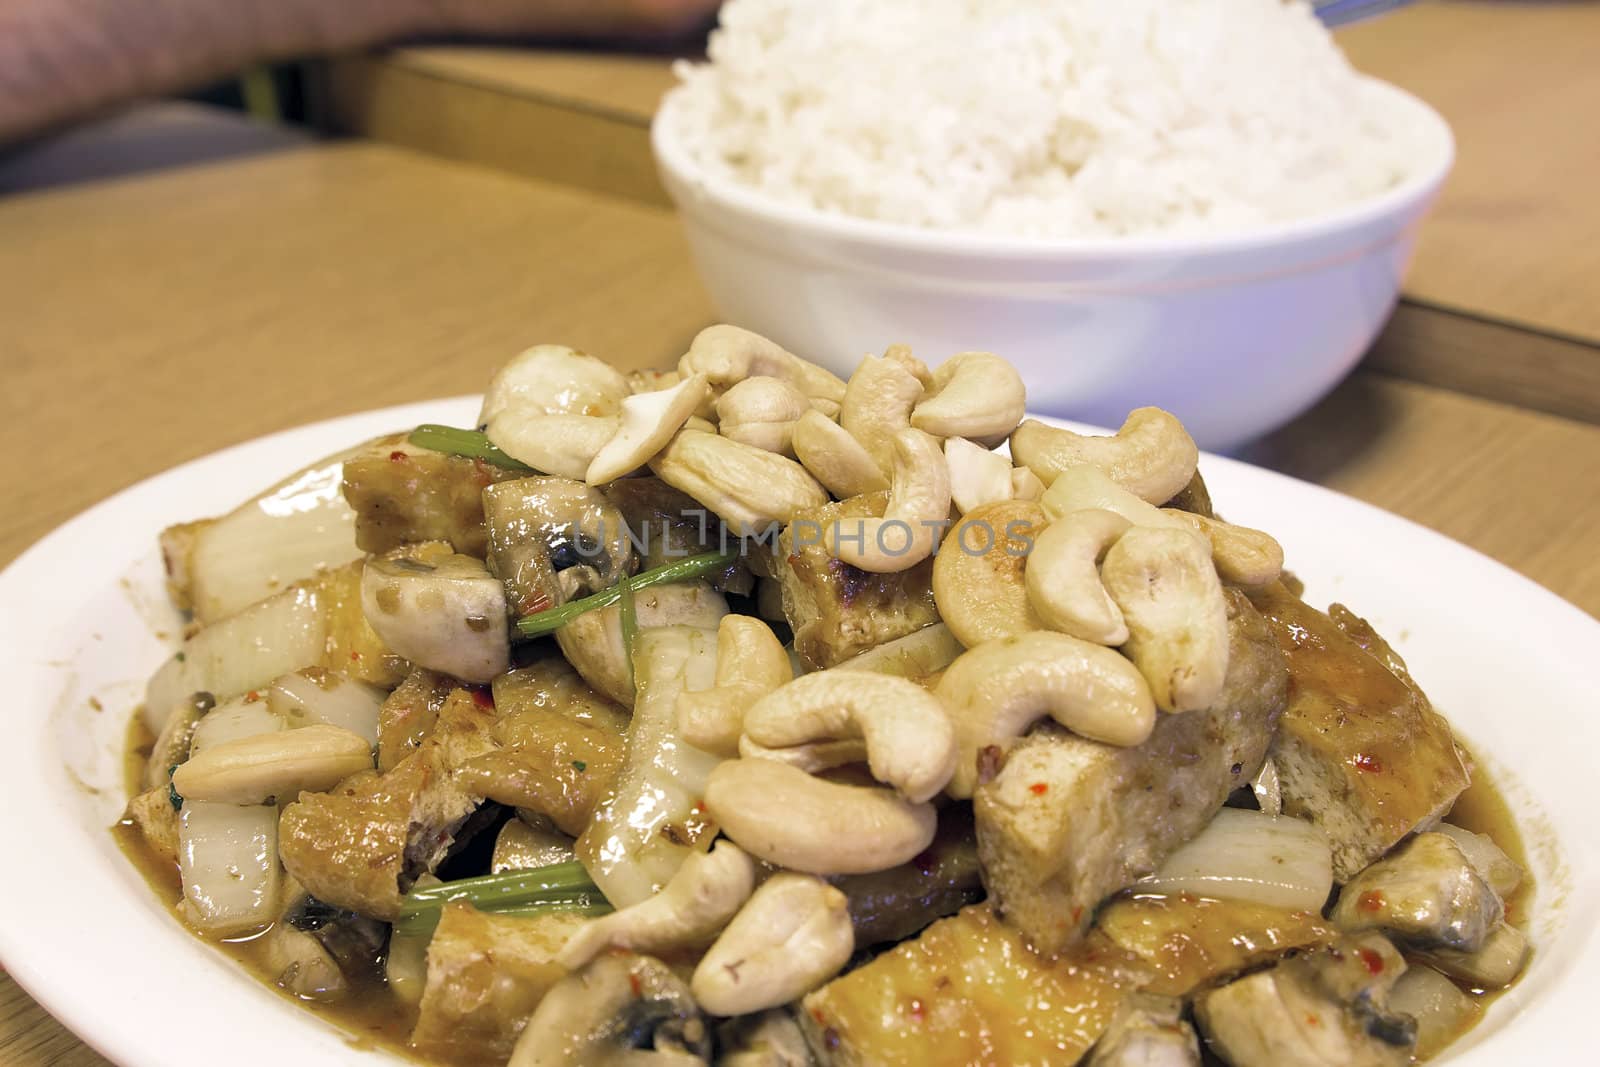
(515, 547, 740, 639)
(395, 861, 610, 940)
(407, 424, 533, 471)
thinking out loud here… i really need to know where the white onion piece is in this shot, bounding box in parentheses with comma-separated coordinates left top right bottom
(1135, 808, 1333, 912)
(267, 669, 384, 747)
(577, 626, 721, 907)
(1250, 757, 1282, 817)
(178, 801, 280, 936)
(187, 448, 360, 624)
(1435, 823, 1522, 899)
(144, 584, 327, 732)
(189, 695, 284, 755)
(1388, 964, 1480, 1059)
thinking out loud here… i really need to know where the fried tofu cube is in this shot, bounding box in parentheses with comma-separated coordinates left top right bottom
(1252, 585, 1471, 880)
(975, 590, 1287, 954)
(778, 492, 939, 669)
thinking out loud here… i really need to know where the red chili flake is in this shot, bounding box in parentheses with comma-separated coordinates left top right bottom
(470, 687, 494, 710)
(1029, 782, 1049, 796)
(350, 651, 362, 662)
(908, 998, 926, 1023)
(913, 850, 936, 876)
(243, 690, 261, 704)
(1072, 904, 1085, 924)
(389, 450, 409, 462)
(691, 801, 706, 814)
(1357, 947, 1385, 975)
(471, 457, 495, 486)
(1358, 890, 1386, 913)
(1305, 1013, 1322, 1027)
(520, 591, 553, 616)
(810, 1008, 827, 1025)
(1352, 753, 1383, 773)
(628, 972, 643, 998)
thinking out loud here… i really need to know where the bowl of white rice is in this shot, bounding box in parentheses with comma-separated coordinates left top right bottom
(652, 0, 1453, 448)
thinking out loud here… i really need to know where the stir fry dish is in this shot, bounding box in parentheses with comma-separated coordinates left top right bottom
(122, 326, 1532, 1066)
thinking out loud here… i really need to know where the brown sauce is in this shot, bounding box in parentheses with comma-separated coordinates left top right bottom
(114, 713, 1541, 1065)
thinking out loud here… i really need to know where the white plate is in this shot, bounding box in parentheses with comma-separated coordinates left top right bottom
(0, 397, 1594, 1067)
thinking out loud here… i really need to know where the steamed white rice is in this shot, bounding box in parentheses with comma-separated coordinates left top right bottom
(665, 0, 1420, 238)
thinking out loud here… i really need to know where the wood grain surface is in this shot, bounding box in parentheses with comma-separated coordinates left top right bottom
(1, 139, 1598, 1066)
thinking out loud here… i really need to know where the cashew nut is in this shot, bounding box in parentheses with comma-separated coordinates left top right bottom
(556, 840, 757, 969)
(715, 376, 810, 455)
(911, 352, 1027, 447)
(791, 409, 888, 499)
(585, 373, 710, 484)
(944, 436, 1014, 514)
(1024, 509, 1133, 645)
(825, 428, 949, 573)
(679, 324, 846, 406)
(1011, 466, 1046, 501)
(840, 351, 926, 476)
(650, 430, 828, 532)
(172, 724, 374, 804)
(481, 346, 632, 478)
(1101, 526, 1229, 713)
(627, 367, 681, 394)
(704, 758, 937, 874)
(1161, 510, 1284, 587)
(738, 670, 956, 803)
(676, 615, 793, 757)
(937, 632, 1158, 798)
(691, 874, 854, 1017)
(1040, 464, 1188, 529)
(931, 499, 1046, 648)
(487, 412, 619, 481)
(1011, 408, 1199, 503)
(478, 344, 630, 426)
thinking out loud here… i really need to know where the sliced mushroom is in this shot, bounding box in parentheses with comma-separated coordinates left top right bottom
(910, 351, 1027, 448)
(791, 409, 889, 499)
(587, 374, 711, 484)
(508, 953, 711, 1067)
(360, 548, 510, 683)
(1012, 408, 1198, 502)
(484, 476, 634, 616)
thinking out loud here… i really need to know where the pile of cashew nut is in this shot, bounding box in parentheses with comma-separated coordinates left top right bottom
(472, 326, 1290, 1016)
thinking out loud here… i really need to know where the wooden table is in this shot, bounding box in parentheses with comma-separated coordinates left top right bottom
(3, 44, 1600, 1067)
(317, 0, 1600, 425)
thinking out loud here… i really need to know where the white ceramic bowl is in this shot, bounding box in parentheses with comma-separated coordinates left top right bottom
(652, 79, 1454, 450)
